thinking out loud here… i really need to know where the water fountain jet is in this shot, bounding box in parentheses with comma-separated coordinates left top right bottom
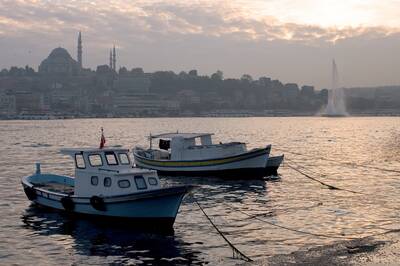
(322, 60, 347, 117)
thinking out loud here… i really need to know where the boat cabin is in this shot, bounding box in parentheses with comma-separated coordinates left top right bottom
(61, 148, 160, 197)
(147, 133, 247, 161)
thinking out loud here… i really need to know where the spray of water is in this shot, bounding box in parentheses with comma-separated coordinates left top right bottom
(323, 59, 347, 116)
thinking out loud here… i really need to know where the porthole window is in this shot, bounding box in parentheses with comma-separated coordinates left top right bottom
(91, 176, 99, 186)
(118, 180, 131, 188)
(134, 176, 147, 190)
(88, 154, 103, 167)
(104, 177, 112, 187)
(148, 177, 158, 186)
(75, 154, 86, 169)
(119, 153, 130, 165)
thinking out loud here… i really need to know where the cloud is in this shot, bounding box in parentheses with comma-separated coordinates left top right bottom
(0, 0, 400, 88)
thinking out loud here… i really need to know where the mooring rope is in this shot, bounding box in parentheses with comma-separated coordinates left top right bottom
(221, 201, 400, 241)
(285, 161, 400, 212)
(284, 159, 362, 194)
(193, 193, 400, 256)
(194, 198, 253, 262)
(222, 202, 358, 240)
(274, 147, 400, 174)
(243, 202, 323, 219)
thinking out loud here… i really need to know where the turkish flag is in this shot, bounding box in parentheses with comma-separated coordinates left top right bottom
(99, 129, 106, 149)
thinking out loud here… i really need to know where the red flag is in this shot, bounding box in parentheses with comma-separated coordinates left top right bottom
(99, 128, 106, 149)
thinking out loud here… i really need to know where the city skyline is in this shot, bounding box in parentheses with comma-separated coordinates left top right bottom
(1, 1, 400, 89)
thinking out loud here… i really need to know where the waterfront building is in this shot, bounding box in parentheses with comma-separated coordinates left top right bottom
(300, 85, 315, 97)
(14, 91, 41, 113)
(0, 92, 16, 115)
(112, 92, 179, 115)
(114, 76, 150, 93)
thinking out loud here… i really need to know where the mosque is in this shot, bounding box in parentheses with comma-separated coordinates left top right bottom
(38, 32, 116, 75)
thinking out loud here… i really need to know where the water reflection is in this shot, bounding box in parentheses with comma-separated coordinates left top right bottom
(21, 205, 203, 265)
(3, 117, 400, 264)
(162, 175, 269, 204)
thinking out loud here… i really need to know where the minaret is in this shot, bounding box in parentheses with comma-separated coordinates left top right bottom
(77, 31, 82, 68)
(112, 45, 116, 71)
(109, 49, 113, 70)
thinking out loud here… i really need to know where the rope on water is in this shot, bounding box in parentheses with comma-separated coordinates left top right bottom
(221, 201, 400, 240)
(284, 158, 362, 194)
(194, 198, 253, 262)
(274, 147, 400, 174)
(221, 202, 357, 240)
(283, 156, 400, 214)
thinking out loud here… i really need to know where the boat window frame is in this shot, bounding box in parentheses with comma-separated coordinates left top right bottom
(105, 151, 119, 166)
(134, 176, 148, 190)
(75, 153, 86, 169)
(118, 179, 131, 188)
(148, 177, 158, 186)
(118, 153, 131, 165)
(104, 177, 112, 187)
(88, 154, 103, 167)
(91, 176, 99, 186)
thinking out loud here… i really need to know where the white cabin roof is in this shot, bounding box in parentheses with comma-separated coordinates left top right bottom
(60, 147, 129, 156)
(150, 132, 213, 140)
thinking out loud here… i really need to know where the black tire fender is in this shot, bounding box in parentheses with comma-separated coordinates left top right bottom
(90, 196, 106, 211)
(61, 197, 75, 211)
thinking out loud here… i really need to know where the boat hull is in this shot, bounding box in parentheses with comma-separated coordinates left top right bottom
(134, 147, 271, 179)
(265, 155, 284, 176)
(21, 175, 191, 228)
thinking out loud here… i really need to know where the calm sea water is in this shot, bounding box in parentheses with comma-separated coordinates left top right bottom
(1, 117, 400, 265)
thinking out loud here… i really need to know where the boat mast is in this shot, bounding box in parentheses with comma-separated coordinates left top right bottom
(149, 133, 152, 149)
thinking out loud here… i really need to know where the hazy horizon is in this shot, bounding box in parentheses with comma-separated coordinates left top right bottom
(1, 0, 400, 89)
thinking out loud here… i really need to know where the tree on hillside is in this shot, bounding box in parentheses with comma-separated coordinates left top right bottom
(211, 70, 223, 81)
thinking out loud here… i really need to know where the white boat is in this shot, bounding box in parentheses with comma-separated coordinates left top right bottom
(21, 147, 193, 229)
(133, 133, 282, 178)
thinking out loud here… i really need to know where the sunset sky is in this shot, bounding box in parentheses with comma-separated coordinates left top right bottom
(1, 0, 400, 88)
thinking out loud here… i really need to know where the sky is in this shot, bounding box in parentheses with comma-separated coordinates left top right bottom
(1, 0, 400, 89)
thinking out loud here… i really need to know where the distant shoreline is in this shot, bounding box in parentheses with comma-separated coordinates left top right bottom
(2, 112, 400, 120)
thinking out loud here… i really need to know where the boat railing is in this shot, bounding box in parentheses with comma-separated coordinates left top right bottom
(98, 168, 120, 173)
(187, 142, 245, 149)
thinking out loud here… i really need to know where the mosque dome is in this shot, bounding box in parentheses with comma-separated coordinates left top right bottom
(48, 47, 72, 59)
(39, 47, 79, 75)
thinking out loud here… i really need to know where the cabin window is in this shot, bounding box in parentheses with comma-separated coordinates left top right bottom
(91, 176, 99, 186)
(75, 154, 86, 169)
(88, 154, 103, 167)
(104, 177, 112, 187)
(118, 179, 131, 188)
(134, 176, 147, 190)
(118, 153, 130, 165)
(105, 152, 118, 165)
(148, 177, 158, 186)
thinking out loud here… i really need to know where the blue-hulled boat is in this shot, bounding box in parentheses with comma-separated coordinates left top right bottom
(21, 147, 193, 228)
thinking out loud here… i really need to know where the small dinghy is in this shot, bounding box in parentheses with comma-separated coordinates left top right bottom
(21, 147, 193, 229)
(133, 132, 283, 178)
